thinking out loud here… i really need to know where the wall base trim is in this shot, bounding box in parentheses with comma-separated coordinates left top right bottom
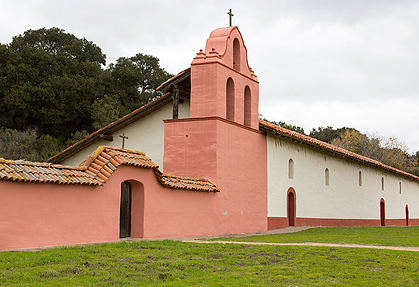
(268, 217, 419, 230)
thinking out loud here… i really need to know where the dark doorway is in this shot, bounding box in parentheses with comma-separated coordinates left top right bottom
(380, 199, 385, 227)
(120, 181, 132, 238)
(287, 188, 296, 227)
(406, 205, 409, 226)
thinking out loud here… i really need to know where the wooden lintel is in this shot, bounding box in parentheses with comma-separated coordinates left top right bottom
(99, 134, 113, 141)
(173, 84, 190, 95)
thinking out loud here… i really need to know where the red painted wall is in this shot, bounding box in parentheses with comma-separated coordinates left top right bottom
(0, 180, 118, 250)
(163, 117, 268, 235)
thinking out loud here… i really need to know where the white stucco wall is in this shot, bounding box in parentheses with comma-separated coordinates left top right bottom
(61, 101, 190, 169)
(267, 134, 419, 220)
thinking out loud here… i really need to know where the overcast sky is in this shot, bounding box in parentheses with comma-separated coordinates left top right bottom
(2, 1, 419, 153)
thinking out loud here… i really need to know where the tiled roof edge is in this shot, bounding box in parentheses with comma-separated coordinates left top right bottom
(0, 157, 86, 170)
(81, 146, 219, 192)
(259, 120, 419, 182)
(0, 158, 101, 185)
(153, 169, 220, 193)
(0, 146, 220, 192)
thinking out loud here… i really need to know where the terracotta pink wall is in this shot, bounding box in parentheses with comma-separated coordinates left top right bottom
(163, 117, 268, 235)
(0, 181, 119, 250)
(162, 118, 218, 182)
(0, 164, 243, 251)
(102, 165, 247, 239)
(110, 166, 223, 239)
(213, 118, 267, 234)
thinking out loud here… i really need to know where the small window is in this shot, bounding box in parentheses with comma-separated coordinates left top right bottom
(288, 159, 294, 179)
(381, 177, 385, 191)
(325, 168, 330, 186)
(399, 182, 402, 194)
(359, 171, 362, 186)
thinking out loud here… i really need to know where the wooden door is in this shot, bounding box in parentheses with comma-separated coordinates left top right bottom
(406, 205, 409, 226)
(120, 182, 132, 238)
(380, 199, 385, 227)
(288, 190, 295, 227)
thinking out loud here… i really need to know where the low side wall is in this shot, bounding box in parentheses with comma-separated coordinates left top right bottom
(0, 165, 235, 251)
(0, 181, 118, 251)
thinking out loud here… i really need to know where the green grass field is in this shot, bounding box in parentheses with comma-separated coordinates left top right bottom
(1, 227, 419, 286)
(218, 226, 419, 247)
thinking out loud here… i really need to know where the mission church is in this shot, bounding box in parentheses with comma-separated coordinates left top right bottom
(1, 25, 418, 251)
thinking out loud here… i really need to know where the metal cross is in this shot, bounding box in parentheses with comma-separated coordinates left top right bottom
(228, 9, 234, 27)
(119, 131, 128, 149)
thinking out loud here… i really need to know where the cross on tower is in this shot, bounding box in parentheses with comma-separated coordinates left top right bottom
(119, 131, 128, 149)
(227, 9, 234, 27)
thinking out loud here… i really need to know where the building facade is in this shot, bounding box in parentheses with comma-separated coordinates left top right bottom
(1, 26, 418, 251)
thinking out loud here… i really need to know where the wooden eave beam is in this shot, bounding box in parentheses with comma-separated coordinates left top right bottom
(99, 134, 113, 141)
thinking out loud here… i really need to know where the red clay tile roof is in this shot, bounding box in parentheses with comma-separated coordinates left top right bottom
(259, 120, 419, 182)
(1, 146, 219, 192)
(0, 159, 101, 185)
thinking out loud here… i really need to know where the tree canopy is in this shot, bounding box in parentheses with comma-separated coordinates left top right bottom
(0, 28, 106, 139)
(0, 27, 173, 161)
(105, 53, 172, 112)
(309, 126, 352, 143)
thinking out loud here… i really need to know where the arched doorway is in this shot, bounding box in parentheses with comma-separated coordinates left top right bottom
(380, 198, 385, 227)
(287, 188, 296, 227)
(120, 181, 132, 238)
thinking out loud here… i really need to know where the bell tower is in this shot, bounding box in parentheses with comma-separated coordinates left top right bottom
(163, 26, 267, 234)
(189, 26, 259, 129)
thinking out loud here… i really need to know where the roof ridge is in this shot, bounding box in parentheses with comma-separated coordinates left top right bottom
(161, 172, 214, 182)
(154, 169, 219, 192)
(0, 157, 86, 170)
